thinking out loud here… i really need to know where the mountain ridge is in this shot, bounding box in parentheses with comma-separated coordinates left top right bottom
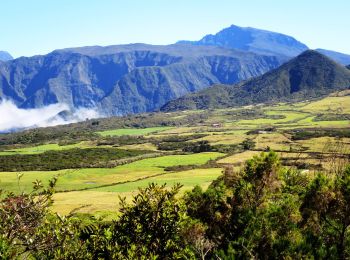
(316, 49, 350, 65)
(0, 44, 284, 115)
(177, 24, 308, 57)
(177, 25, 350, 65)
(2, 25, 350, 117)
(160, 50, 350, 111)
(0, 51, 13, 61)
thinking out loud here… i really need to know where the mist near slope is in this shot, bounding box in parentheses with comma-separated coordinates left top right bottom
(0, 100, 101, 133)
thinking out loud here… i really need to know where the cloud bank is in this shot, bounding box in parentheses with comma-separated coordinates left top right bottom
(0, 100, 101, 133)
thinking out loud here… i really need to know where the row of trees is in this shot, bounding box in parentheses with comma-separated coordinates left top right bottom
(1, 152, 350, 259)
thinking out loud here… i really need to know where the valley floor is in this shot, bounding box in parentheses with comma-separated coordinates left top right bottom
(0, 93, 349, 218)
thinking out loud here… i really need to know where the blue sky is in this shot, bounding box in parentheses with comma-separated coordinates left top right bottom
(1, 0, 349, 58)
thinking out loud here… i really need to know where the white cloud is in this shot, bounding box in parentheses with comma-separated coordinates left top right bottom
(0, 100, 101, 133)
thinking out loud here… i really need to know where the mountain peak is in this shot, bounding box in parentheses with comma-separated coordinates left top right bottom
(176, 24, 308, 57)
(239, 50, 350, 97)
(229, 24, 241, 29)
(282, 49, 345, 71)
(0, 51, 13, 61)
(298, 49, 323, 56)
(293, 49, 331, 61)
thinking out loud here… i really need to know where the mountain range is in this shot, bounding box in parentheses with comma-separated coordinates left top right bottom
(0, 51, 13, 62)
(161, 51, 350, 111)
(177, 24, 308, 57)
(316, 49, 350, 65)
(0, 44, 284, 115)
(1, 24, 350, 118)
(177, 25, 350, 65)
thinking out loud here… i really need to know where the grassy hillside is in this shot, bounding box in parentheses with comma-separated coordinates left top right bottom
(0, 93, 349, 217)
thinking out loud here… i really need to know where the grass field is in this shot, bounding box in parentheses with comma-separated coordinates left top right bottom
(301, 95, 350, 113)
(218, 151, 261, 165)
(97, 126, 173, 136)
(52, 168, 223, 216)
(1, 93, 349, 216)
(296, 117, 350, 128)
(0, 152, 224, 193)
(296, 137, 350, 153)
(95, 168, 223, 192)
(118, 142, 159, 151)
(196, 130, 248, 145)
(254, 133, 292, 151)
(0, 142, 89, 155)
(153, 126, 202, 135)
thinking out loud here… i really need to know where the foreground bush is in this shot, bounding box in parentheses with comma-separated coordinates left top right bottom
(1, 151, 350, 259)
(0, 177, 90, 259)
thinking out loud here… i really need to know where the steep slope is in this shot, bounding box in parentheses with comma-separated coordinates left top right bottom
(0, 51, 13, 61)
(177, 24, 308, 57)
(161, 50, 350, 111)
(316, 49, 350, 65)
(0, 44, 284, 115)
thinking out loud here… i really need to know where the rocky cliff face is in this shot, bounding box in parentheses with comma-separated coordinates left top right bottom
(0, 44, 284, 115)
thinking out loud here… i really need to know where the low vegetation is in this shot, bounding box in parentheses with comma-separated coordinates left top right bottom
(0, 94, 349, 208)
(1, 152, 350, 259)
(290, 128, 350, 140)
(97, 126, 173, 137)
(0, 148, 152, 171)
(0, 93, 350, 258)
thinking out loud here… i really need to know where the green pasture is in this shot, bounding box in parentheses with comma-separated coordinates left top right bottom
(234, 111, 309, 126)
(300, 96, 350, 113)
(0, 142, 89, 155)
(196, 130, 248, 145)
(97, 126, 173, 136)
(0, 152, 224, 193)
(52, 168, 223, 215)
(94, 167, 223, 192)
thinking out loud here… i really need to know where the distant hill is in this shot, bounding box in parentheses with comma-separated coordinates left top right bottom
(316, 49, 350, 65)
(0, 51, 13, 61)
(0, 44, 284, 115)
(177, 24, 308, 57)
(347, 65, 350, 70)
(161, 50, 350, 111)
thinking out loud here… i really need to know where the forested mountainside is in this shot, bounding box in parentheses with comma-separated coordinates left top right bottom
(161, 50, 350, 111)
